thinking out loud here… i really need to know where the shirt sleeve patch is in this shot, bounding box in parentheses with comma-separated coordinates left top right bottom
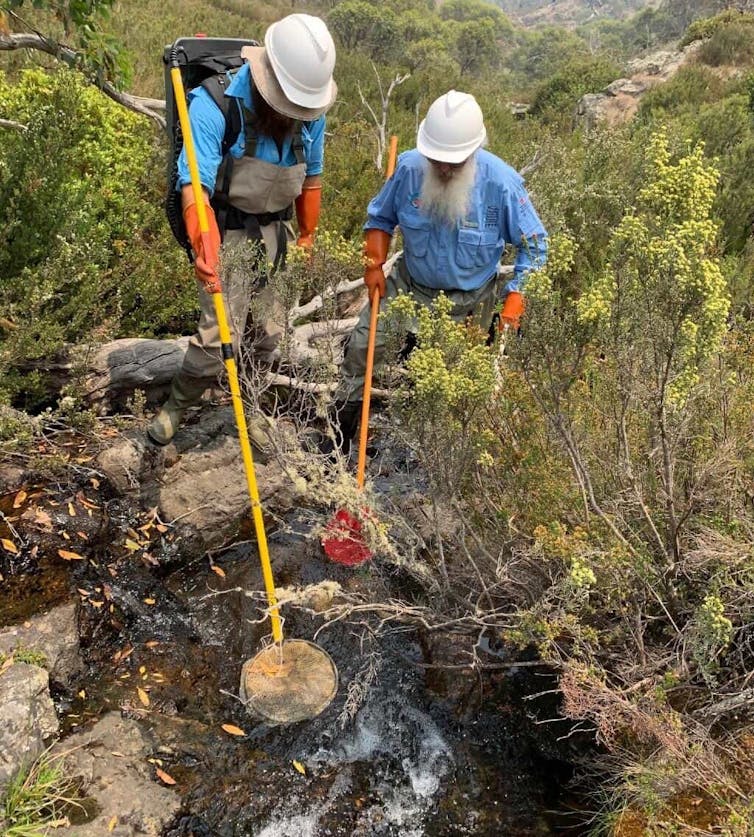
(485, 206, 500, 227)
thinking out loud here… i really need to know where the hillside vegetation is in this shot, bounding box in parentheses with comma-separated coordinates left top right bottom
(3, 0, 754, 832)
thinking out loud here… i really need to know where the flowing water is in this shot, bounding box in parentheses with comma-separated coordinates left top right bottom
(2, 480, 586, 836)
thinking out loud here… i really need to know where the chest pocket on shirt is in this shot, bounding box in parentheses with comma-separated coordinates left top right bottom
(456, 228, 499, 269)
(401, 217, 431, 259)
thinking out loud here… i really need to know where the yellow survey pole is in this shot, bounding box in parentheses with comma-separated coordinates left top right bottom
(170, 59, 282, 644)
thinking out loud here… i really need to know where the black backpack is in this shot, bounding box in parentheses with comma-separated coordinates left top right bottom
(162, 37, 258, 262)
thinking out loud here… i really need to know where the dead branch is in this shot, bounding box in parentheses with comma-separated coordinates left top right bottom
(694, 688, 754, 723)
(357, 63, 409, 172)
(0, 31, 166, 128)
(0, 117, 27, 131)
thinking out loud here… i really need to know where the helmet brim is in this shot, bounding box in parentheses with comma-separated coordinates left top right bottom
(242, 46, 337, 121)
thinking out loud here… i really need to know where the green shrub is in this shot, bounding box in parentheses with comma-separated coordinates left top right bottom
(681, 10, 754, 48)
(529, 55, 621, 124)
(0, 67, 193, 405)
(697, 20, 754, 67)
(638, 65, 729, 119)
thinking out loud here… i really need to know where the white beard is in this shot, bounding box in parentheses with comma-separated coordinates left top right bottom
(419, 155, 477, 227)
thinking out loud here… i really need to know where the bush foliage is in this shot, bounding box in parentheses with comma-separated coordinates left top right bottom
(3, 0, 754, 830)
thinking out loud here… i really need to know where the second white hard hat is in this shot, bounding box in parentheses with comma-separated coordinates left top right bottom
(416, 90, 487, 164)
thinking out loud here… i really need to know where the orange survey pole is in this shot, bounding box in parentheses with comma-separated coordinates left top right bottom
(355, 136, 398, 489)
(169, 53, 282, 644)
(386, 135, 398, 178)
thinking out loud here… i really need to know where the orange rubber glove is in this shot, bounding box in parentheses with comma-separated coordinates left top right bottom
(364, 228, 391, 299)
(184, 201, 222, 294)
(500, 290, 525, 331)
(295, 185, 321, 252)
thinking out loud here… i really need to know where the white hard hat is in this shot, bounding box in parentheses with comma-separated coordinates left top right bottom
(264, 14, 337, 112)
(416, 90, 487, 164)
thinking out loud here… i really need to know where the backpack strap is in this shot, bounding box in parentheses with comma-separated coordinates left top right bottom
(291, 124, 305, 165)
(200, 71, 242, 156)
(200, 70, 242, 238)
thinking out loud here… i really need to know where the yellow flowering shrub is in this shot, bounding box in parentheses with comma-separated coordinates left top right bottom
(579, 130, 730, 406)
(384, 292, 496, 495)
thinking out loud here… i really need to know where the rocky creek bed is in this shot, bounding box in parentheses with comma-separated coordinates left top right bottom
(0, 406, 591, 836)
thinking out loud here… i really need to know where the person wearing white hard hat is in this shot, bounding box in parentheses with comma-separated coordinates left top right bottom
(148, 14, 337, 447)
(324, 90, 548, 456)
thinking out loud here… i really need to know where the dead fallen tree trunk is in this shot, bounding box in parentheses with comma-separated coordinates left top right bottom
(23, 255, 512, 407)
(77, 319, 359, 406)
(81, 336, 192, 403)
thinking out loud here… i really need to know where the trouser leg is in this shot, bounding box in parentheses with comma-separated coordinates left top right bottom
(336, 259, 412, 405)
(337, 260, 500, 404)
(180, 229, 259, 378)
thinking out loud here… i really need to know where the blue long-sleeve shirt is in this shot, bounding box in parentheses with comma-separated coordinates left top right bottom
(365, 148, 548, 293)
(176, 62, 326, 195)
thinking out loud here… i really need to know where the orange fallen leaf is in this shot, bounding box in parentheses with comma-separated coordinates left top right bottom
(90, 477, 100, 489)
(211, 564, 226, 578)
(155, 767, 177, 785)
(1, 538, 18, 554)
(77, 493, 99, 509)
(155, 524, 168, 534)
(137, 687, 150, 706)
(89, 600, 104, 608)
(12, 489, 27, 508)
(221, 723, 246, 737)
(58, 549, 85, 561)
(143, 598, 155, 605)
(29, 508, 53, 530)
(145, 640, 160, 648)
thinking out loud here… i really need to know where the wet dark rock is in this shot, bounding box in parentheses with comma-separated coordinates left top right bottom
(2, 414, 590, 834)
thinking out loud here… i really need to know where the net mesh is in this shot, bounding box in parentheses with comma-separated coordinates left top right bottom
(240, 639, 338, 724)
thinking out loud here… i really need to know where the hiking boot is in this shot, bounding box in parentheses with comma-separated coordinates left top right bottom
(146, 372, 209, 446)
(246, 412, 275, 463)
(317, 400, 362, 458)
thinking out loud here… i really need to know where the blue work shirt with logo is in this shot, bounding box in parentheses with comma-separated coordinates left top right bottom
(176, 62, 326, 195)
(365, 148, 548, 294)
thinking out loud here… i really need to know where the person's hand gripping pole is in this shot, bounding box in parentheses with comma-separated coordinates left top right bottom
(169, 53, 283, 644)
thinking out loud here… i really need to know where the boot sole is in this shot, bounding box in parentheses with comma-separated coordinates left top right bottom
(146, 428, 171, 446)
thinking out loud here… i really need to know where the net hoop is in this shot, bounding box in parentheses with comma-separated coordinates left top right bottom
(240, 638, 338, 724)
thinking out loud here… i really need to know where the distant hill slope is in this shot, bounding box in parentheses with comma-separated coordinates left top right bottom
(493, 0, 661, 27)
